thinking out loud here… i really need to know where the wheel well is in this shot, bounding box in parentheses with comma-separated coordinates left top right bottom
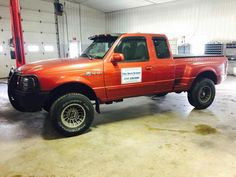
(44, 82, 97, 110)
(190, 71, 217, 91)
(195, 71, 217, 84)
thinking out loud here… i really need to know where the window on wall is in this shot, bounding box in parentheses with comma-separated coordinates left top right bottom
(28, 45, 39, 52)
(0, 45, 3, 53)
(152, 37, 170, 59)
(44, 45, 54, 52)
(114, 37, 149, 62)
(69, 42, 79, 58)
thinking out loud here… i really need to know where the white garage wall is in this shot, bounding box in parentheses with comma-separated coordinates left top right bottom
(20, 0, 58, 63)
(58, 1, 105, 57)
(0, 0, 58, 77)
(0, 0, 105, 77)
(106, 0, 236, 42)
(80, 5, 106, 50)
(0, 0, 14, 78)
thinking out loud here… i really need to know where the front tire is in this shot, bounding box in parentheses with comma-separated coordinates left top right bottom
(50, 93, 94, 136)
(187, 78, 215, 109)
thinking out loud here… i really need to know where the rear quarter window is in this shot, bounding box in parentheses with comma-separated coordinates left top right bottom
(153, 37, 170, 59)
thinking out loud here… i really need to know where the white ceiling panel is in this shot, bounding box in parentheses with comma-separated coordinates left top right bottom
(145, 0, 177, 4)
(81, 0, 152, 12)
(65, 0, 178, 12)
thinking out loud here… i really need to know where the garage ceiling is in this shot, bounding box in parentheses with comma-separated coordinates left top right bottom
(65, 0, 178, 12)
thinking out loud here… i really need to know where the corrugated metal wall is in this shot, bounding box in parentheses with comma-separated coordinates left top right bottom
(80, 5, 106, 50)
(58, 1, 105, 57)
(106, 0, 236, 42)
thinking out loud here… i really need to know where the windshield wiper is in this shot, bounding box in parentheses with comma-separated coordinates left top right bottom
(81, 53, 93, 60)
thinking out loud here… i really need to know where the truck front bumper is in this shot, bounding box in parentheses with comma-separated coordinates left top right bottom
(8, 70, 49, 112)
(8, 88, 49, 112)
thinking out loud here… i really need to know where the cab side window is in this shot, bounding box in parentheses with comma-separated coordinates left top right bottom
(153, 37, 170, 59)
(115, 37, 149, 62)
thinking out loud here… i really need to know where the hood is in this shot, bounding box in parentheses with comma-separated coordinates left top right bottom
(18, 57, 101, 75)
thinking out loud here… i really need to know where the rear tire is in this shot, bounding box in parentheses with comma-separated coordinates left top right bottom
(50, 93, 94, 136)
(187, 78, 215, 109)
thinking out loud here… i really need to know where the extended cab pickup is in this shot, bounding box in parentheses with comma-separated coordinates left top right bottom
(8, 33, 228, 136)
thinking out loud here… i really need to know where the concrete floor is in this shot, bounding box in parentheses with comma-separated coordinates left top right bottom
(0, 77, 236, 177)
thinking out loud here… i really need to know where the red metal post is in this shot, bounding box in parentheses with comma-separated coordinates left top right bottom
(9, 0, 26, 67)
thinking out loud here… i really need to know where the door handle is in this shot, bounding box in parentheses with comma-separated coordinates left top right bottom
(145, 66, 153, 70)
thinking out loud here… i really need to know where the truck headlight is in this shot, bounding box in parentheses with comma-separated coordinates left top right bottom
(20, 76, 39, 91)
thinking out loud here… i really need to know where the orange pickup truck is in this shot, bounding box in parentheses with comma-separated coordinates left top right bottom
(8, 33, 228, 136)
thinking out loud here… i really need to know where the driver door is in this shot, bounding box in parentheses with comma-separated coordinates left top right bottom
(104, 36, 156, 101)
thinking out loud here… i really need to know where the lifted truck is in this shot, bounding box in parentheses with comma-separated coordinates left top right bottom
(8, 33, 228, 136)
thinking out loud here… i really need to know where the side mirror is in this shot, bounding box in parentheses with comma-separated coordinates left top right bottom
(111, 53, 124, 63)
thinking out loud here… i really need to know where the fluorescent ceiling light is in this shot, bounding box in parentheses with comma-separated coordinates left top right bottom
(44, 45, 54, 52)
(28, 45, 39, 52)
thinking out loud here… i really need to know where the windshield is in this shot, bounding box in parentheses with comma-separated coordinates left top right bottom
(81, 37, 118, 59)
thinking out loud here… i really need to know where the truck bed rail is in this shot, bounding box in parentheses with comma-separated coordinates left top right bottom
(173, 55, 224, 59)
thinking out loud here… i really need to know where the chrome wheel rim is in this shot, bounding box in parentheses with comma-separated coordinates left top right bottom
(199, 86, 212, 103)
(61, 103, 86, 128)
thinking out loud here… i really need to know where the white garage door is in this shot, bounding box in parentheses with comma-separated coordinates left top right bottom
(0, 0, 58, 78)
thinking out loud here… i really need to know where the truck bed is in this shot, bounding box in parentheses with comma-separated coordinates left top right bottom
(172, 55, 227, 92)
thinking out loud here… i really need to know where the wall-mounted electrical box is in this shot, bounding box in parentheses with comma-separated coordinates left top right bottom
(204, 43, 224, 55)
